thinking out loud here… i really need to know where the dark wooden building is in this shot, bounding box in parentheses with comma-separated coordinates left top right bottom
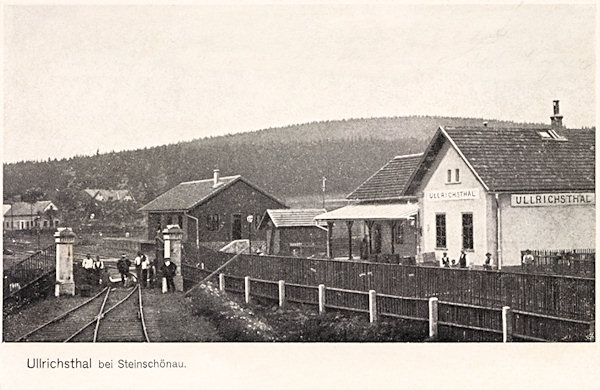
(139, 170, 287, 246)
(258, 209, 327, 256)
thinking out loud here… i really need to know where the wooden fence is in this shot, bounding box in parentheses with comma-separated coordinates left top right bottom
(525, 249, 595, 277)
(181, 264, 594, 342)
(184, 250, 594, 321)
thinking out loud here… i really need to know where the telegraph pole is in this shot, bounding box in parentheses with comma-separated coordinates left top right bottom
(322, 176, 327, 209)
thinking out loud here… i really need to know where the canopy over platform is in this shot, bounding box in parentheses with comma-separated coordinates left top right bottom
(314, 202, 418, 221)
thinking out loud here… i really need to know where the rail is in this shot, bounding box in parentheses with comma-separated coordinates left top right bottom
(17, 285, 149, 343)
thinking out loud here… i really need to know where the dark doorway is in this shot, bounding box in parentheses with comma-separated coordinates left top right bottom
(232, 214, 242, 240)
(374, 224, 382, 254)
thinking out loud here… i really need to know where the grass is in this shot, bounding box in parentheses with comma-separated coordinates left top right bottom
(185, 286, 429, 342)
(187, 283, 276, 342)
(252, 299, 428, 342)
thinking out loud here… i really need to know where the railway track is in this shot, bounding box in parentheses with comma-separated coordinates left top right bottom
(18, 285, 150, 342)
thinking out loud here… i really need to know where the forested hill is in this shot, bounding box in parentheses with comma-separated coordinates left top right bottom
(4, 116, 546, 204)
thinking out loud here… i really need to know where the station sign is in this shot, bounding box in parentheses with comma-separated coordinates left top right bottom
(425, 188, 479, 201)
(511, 193, 595, 207)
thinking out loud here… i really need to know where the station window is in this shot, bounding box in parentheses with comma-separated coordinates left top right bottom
(206, 214, 220, 231)
(446, 168, 460, 183)
(462, 213, 474, 250)
(435, 214, 446, 248)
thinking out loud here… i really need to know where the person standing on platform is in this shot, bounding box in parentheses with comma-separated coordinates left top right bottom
(160, 258, 177, 293)
(93, 255, 105, 285)
(117, 254, 131, 286)
(522, 249, 534, 272)
(459, 250, 468, 268)
(134, 251, 143, 284)
(81, 254, 94, 284)
(440, 252, 450, 267)
(140, 253, 150, 288)
(484, 253, 493, 270)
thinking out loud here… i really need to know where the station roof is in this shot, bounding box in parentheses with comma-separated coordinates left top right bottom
(347, 153, 423, 201)
(259, 209, 327, 229)
(314, 202, 418, 221)
(404, 126, 595, 194)
(138, 175, 286, 212)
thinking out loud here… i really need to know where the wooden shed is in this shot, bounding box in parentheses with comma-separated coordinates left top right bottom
(258, 209, 327, 257)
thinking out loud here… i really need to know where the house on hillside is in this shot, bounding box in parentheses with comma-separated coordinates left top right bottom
(138, 169, 288, 247)
(84, 189, 135, 202)
(258, 209, 327, 256)
(3, 201, 60, 231)
(316, 154, 422, 261)
(402, 101, 595, 268)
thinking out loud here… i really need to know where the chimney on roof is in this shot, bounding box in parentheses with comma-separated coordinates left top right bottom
(550, 100, 563, 129)
(213, 168, 220, 187)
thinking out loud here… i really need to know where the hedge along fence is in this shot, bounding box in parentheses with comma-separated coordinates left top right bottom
(182, 251, 595, 321)
(181, 264, 595, 342)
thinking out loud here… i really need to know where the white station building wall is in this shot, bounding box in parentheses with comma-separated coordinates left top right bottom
(498, 193, 595, 266)
(418, 143, 496, 266)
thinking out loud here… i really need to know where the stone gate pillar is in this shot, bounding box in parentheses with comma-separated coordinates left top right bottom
(54, 227, 76, 296)
(163, 225, 184, 292)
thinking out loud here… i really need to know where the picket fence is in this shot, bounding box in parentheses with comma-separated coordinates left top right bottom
(184, 249, 594, 321)
(182, 264, 594, 342)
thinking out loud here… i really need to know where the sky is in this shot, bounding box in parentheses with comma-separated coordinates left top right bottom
(3, 4, 595, 163)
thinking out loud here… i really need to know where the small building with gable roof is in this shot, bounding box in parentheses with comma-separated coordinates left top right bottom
(258, 208, 327, 256)
(3, 200, 60, 231)
(138, 169, 287, 247)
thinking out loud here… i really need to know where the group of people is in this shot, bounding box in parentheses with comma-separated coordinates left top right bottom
(115, 251, 177, 292)
(81, 254, 106, 285)
(81, 250, 178, 292)
(439, 250, 494, 269)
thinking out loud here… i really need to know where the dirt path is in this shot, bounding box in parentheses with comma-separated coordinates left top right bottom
(141, 289, 221, 342)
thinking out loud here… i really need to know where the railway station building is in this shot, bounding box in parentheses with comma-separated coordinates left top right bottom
(316, 154, 421, 261)
(139, 169, 287, 247)
(403, 102, 595, 268)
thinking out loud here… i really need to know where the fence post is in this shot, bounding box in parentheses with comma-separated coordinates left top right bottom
(278, 280, 285, 308)
(318, 284, 326, 314)
(502, 306, 513, 342)
(369, 290, 377, 323)
(244, 276, 251, 304)
(219, 273, 225, 291)
(428, 297, 438, 340)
